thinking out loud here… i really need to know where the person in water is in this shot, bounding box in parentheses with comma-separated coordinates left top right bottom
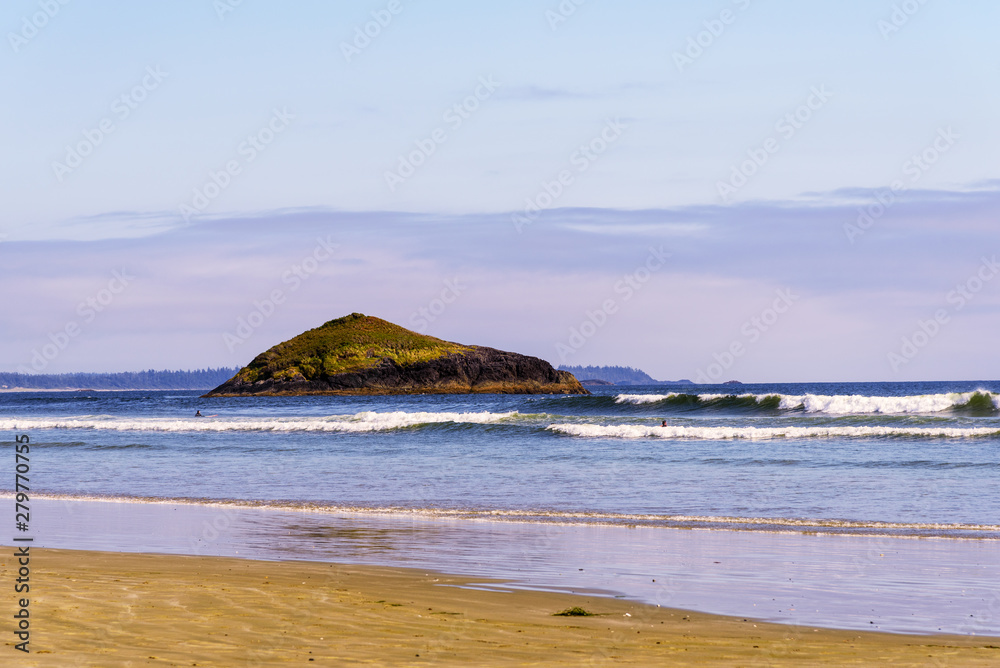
(661, 419, 668, 427)
(195, 410, 203, 417)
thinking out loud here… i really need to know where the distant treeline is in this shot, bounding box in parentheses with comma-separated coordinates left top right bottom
(559, 365, 658, 385)
(0, 368, 240, 391)
(559, 365, 693, 386)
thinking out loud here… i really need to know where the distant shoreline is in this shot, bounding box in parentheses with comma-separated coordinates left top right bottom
(0, 387, 213, 393)
(0, 367, 239, 393)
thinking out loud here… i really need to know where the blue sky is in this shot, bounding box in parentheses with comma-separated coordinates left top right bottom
(2, 0, 998, 381)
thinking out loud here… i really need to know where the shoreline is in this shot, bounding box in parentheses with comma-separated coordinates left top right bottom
(21, 496, 1000, 636)
(9, 492, 1000, 541)
(5, 547, 999, 666)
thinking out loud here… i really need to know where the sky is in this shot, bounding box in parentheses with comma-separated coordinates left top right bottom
(2, 0, 998, 382)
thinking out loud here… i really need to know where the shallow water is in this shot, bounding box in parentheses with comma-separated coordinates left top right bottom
(3, 382, 999, 531)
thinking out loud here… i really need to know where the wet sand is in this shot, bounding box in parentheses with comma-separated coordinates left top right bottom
(4, 548, 998, 667)
(26, 496, 1000, 635)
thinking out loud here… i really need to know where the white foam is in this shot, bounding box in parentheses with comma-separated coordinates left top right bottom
(9, 492, 999, 534)
(0, 411, 517, 433)
(614, 393, 680, 404)
(791, 392, 997, 414)
(547, 423, 1000, 440)
(613, 390, 999, 414)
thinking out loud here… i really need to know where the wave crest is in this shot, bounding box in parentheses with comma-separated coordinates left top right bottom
(548, 423, 1000, 440)
(11, 493, 999, 539)
(0, 411, 517, 433)
(614, 391, 999, 414)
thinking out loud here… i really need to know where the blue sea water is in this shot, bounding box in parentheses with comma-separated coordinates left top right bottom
(4, 380, 1000, 634)
(3, 380, 999, 535)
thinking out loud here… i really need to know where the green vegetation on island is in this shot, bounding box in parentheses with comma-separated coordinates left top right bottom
(207, 313, 588, 397)
(232, 313, 474, 386)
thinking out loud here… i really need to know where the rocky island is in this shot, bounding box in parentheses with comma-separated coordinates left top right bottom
(204, 313, 588, 397)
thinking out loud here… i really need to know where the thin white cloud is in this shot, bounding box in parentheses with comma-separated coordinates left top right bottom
(2, 186, 997, 380)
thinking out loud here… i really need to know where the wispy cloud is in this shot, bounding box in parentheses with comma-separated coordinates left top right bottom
(2, 185, 998, 381)
(496, 85, 599, 101)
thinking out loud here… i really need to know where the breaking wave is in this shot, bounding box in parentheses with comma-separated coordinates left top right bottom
(548, 423, 1000, 440)
(614, 391, 1000, 415)
(0, 411, 518, 433)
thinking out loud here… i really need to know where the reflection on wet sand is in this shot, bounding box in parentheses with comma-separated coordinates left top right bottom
(25, 496, 1000, 636)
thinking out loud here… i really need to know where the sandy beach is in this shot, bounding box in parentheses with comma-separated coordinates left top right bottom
(3, 548, 998, 667)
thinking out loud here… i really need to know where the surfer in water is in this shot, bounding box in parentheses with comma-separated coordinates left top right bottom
(195, 410, 203, 417)
(661, 419, 668, 427)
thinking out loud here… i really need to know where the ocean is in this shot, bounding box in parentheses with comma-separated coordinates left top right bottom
(4, 380, 1000, 634)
